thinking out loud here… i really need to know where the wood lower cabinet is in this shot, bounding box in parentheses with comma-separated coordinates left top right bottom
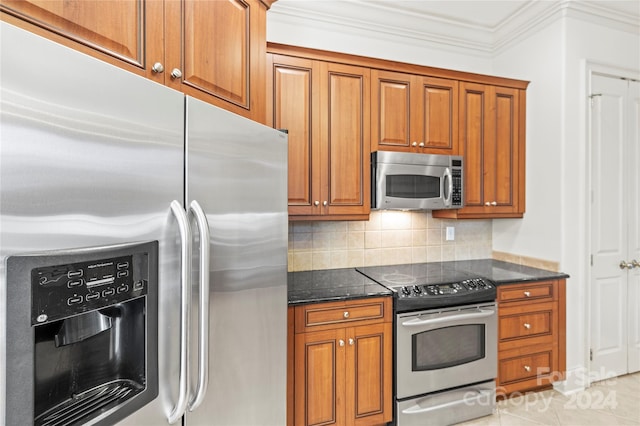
(268, 54, 371, 220)
(289, 298, 393, 426)
(1, 0, 274, 123)
(497, 280, 566, 395)
(434, 82, 526, 219)
(371, 69, 458, 155)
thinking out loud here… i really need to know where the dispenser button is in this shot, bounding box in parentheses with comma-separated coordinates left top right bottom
(117, 285, 129, 294)
(67, 270, 83, 278)
(86, 292, 100, 301)
(102, 288, 115, 297)
(67, 296, 83, 305)
(67, 279, 84, 288)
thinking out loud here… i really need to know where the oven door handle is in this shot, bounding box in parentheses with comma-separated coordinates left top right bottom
(401, 308, 495, 327)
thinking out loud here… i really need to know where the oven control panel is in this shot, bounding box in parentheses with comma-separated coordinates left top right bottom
(399, 278, 494, 298)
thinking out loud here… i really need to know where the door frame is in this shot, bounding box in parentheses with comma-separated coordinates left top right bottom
(584, 60, 640, 386)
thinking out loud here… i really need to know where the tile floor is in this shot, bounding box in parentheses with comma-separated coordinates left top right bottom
(458, 373, 640, 425)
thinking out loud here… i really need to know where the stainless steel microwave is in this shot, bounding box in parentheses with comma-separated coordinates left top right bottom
(371, 151, 464, 210)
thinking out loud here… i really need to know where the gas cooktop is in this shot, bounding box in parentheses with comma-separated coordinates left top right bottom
(356, 263, 496, 311)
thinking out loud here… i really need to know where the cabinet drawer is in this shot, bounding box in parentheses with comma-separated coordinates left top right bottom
(295, 297, 391, 333)
(499, 350, 552, 384)
(500, 311, 552, 340)
(498, 281, 555, 304)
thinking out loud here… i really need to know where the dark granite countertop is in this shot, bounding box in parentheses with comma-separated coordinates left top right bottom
(288, 268, 392, 306)
(288, 259, 568, 305)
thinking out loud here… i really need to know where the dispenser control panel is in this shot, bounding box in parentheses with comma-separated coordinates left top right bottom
(31, 253, 149, 325)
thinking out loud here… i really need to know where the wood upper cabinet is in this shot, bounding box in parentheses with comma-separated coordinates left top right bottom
(372, 69, 458, 155)
(290, 298, 393, 426)
(1, 0, 272, 122)
(433, 81, 526, 219)
(268, 54, 371, 220)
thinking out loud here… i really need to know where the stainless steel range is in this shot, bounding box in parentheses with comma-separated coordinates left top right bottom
(356, 263, 498, 426)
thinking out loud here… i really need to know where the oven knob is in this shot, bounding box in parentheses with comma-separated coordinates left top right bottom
(413, 285, 422, 295)
(401, 286, 411, 296)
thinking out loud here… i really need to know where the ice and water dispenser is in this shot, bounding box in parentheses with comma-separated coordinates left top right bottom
(5, 241, 158, 425)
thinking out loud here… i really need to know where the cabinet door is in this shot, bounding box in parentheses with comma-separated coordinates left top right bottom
(414, 76, 459, 154)
(371, 70, 412, 151)
(435, 82, 524, 219)
(346, 323, 393, 426)
(267, 54, 321, 215)
(0, 0, 164, 83)
(295, 329, 346, 426)
(165, 0, 267, 122)
(320, 62, 371, 217)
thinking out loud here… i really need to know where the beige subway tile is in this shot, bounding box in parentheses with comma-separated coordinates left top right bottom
(427, 228, 442, 246)
(412, 247, 428, 263)
(348, 231, 365, 249)
(293, 251, 312, 271)
(427, 246, 442, 262)
(412, 229, 427, 247)
(330, 250, 349, 269)
(411, 212, 429, 229)
(427, 213, 443, 229)
(312, 232, 331, 250)
(348, 220, 366, 231)
(292, 222, 313, 233)
(287, 252, 294, 272)
(347, 250, 365, 268)
(441, 245, 455, 261)
(312, 251, 331, 270)
(365, 231, 382, 249)
(380, 230, 412, 248)
(381, 210, 412, 230)
(365, 211, 382, 231)
(454, 244, 471, 260)
(364, 249, 382, 266)
(380, 247, 412, 265)
(292, 232, 312, 251)
(330, 232, 348, 250)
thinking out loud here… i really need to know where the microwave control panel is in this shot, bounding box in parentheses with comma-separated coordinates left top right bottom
(31, 253, 149, 325)
(451, 167, 462, 206)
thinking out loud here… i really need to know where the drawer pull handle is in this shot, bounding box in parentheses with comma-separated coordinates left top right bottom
(524, 365, 531, 372)
(523, 291, 531, 297)
(343, 311, 350, 318)
(523, 323, 531, 329)
(339, 339, 345, 347)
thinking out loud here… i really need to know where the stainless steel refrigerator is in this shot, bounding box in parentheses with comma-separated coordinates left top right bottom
(0, 21, 287, 426)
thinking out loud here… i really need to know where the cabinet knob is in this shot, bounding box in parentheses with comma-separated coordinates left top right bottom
(485, 202, 490, 206)
(632, 260, 640, 269)
(152, 62, 165, 73)
(412, 141, 418, 147)
(349, 338, 354, 346)
(524, 365, 531, 372)
(314, 201, 320, 206)
(523, 323, 531, 329)
(620, 260, 635, 269)
(323, 201, 328, 206)
(490, 201, 497, 206)
(339, 339, 345, 347)
(171, 68, 183, 80)
(523, 291, 531, 297)
(418, 142, 425, 148)
(343, 311, 350, 318)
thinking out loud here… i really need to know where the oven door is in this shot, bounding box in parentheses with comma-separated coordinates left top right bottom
(396, 303, 497, 399)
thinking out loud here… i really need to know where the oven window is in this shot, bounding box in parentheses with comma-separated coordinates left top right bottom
(412, 325, 485, 371)
(386, 175, 440, 199)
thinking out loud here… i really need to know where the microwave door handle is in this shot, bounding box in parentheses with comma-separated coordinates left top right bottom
(401, 308, 495, 327)
(443, 167, 453, 207)
(169, 200, 192, 424)
(188, 200, 210, 412)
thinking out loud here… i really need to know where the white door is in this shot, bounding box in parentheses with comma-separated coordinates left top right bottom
(590, 74, 640, 381)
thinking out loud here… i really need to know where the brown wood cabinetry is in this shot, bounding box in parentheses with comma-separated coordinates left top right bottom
(371, 70, 458, 155)
(267, 53, 371, 220)
(1, 0, 274, 122)
(288, 297, 393, 426)
(497, 280, 566, 395)
(433, 82, 526, 219)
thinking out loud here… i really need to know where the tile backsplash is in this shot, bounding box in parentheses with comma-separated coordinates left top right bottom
(288, 211, 492, 271)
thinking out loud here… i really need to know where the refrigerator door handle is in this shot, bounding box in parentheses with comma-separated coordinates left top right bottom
(168, 200, 192, 424)
(188, 200, 210, 411)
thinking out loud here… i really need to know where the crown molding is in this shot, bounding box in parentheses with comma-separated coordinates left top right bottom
(267, 0, 639, 57)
